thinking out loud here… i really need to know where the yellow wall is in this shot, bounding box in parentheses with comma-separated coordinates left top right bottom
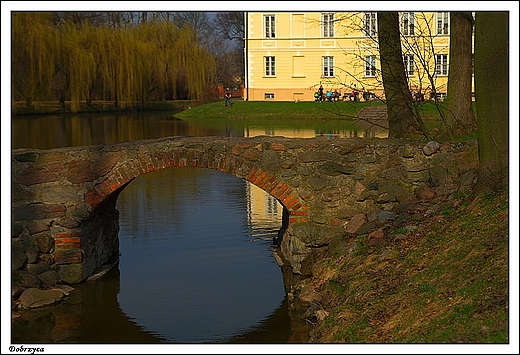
(245, 12, 469, 102)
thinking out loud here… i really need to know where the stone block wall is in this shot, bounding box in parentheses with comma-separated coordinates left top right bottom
(11, 137, 479, 288)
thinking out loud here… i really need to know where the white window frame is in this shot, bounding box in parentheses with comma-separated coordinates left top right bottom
(322, 13, 334, 37)
(401, 12, 415, 36)
(435, 54, 448, 76)
(365, 55, 376, 77)
(264, 93, 275, 99)
(403, 54, 414, 76)
(265, 56, 276, 77)
(437, 12, 449, 35)
(264, 15, 275, 38)
(363, 12, 377, 37)
(323, 56, 334, 77)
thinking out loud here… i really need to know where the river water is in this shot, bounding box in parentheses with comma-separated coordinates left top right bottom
(10, 109, 385, 347)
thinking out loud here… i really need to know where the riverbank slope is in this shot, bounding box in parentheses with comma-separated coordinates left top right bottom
(302, 186, 510, 343)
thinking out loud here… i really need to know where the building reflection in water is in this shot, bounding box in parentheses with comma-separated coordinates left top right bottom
(244, 124, 388, 139)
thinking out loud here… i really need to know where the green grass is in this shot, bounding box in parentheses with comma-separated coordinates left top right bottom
(175, 100, 394, 137)
(175, 99, 479, 142)
(310, 188, 509, 343)
(176, 100, 388, 124)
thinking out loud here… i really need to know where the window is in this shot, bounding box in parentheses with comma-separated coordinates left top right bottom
(322, 13, 334, 37)
(401, 12, 415, 36)
(403, 54, 414, 76)
(363, 13, 377, 37)
(265, 93, 275, 99)
(265, 15, 275, 38)
(365, 55, 376, 77)
(323, 56, 334, 77)
(266, 195, 279, 215)
(437, 12, 449, 34)
(265, 56, 275, 77)
(436, 92, 446, 101)
(435, 54, 448, 75)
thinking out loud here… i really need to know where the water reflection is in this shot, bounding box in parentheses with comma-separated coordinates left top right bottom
(12, 109, 376, 344)
(11, 168, 304, 344)
(11, 110, 388, 150)
(116, 168, 288, 343)
(11, 265, 166, 343)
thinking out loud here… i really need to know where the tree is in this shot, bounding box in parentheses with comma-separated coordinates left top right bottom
(474, 12, 509, 193)
(377, 12, 426, 138)
(11, 12, 59, 108)
(213, 12, 245, 87)
(444, 12, 477, 139)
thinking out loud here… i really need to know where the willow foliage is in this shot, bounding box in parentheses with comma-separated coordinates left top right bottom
(12, 12, 59, 106)
(57, 21, 97, 112)
(11, 13, 217, 112)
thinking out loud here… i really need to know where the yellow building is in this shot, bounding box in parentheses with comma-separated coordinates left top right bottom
(244, 11, 466, 102)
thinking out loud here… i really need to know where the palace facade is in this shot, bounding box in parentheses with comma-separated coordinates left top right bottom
(243, 12, 472, 102)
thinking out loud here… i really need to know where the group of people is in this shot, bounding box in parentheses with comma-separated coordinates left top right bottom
(314, 85, 342, 102)
(314, 84, 364, 103)
(224, 85, 374, 105)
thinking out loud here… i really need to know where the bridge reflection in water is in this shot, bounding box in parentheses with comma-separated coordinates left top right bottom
(10, 109, 381, 344)
(12, 168, 310, 344)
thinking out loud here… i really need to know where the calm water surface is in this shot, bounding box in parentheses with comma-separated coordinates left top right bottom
(11, 110, 323, 345)
(116, 168, 289, 343)
(11, 108, 387, 150)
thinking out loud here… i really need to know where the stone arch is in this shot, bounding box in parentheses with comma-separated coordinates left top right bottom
(79, 148, 310, 280)
(84, 150, 309, 224)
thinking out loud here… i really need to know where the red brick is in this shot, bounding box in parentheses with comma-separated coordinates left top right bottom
(274, 183, 289, 197)
(257, 172, 270, 187)
(161, 152, 170, 168)
(291, 202, 302, 210)
(269, 181, 283, 194)
(286, 195, 300, 209)
(84, 191, 101, 207)
(55, 237, 81, 244)
(247, 167, 258, 180)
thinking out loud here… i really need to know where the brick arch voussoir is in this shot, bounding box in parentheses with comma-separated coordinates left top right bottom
(84, 154, 168, 208)
(246, 167, 308, 224)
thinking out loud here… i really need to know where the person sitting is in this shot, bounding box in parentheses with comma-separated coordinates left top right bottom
(326, 90, 332, 102)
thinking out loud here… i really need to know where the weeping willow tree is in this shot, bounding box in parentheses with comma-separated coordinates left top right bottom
(11, 12, 59, 108)
(12, 12, 217, 112)
(167, 24, 216, 101)
(56, 21, 97, 112)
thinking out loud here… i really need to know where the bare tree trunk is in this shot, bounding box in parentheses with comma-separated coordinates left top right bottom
(474, 12, 509, 193)
(377, 12, 423, 138)
(444, 12, 477, 138)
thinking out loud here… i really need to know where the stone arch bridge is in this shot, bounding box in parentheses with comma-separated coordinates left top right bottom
(12, 136, 478, 284)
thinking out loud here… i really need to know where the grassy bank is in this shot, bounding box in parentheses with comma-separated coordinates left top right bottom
(174, 99, 444, 122)
(175, 100, 383, 121)
(175, 100, 476, 141)
(307, 188, 509, 343)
